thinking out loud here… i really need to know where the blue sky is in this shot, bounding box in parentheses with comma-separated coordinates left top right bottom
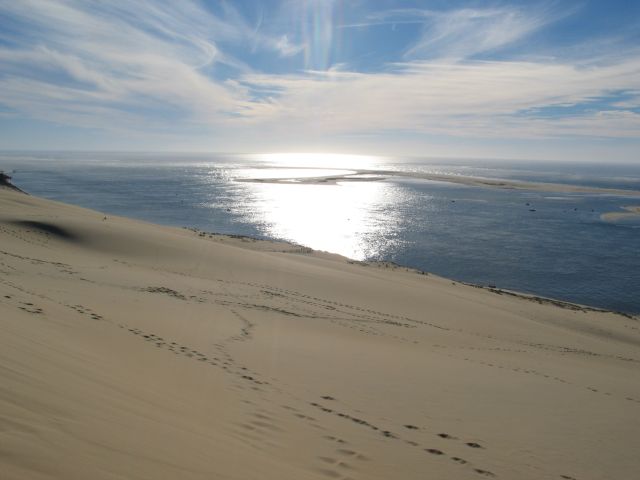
(0, 0, 639, 161)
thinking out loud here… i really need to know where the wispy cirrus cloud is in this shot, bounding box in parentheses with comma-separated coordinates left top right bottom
(406, 8, 553, 60)
(237, 57, 640, 139)
(0, 0, 639, 154)
(0, 1, 246, 130)
(0, 0, 304, 130)
(362, 4, 574, 60)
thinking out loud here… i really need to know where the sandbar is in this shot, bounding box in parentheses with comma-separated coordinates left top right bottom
(238, 169, 640, 196)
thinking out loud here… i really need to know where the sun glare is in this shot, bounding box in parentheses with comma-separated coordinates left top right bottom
(233, 153, 395, 259)
(243, 179, 390, 260)
(253, 153, 380, 170)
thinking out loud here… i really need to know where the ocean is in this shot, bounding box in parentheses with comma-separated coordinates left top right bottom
(2, 151, 639, 314)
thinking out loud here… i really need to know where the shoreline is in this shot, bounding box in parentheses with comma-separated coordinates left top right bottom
(2, 179, 637, 320)
(5, 178, 637, 318)
(192, 225, 637, 318)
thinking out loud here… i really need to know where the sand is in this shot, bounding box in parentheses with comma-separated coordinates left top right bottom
(238, 169, 640, 196)
(600, 205, 640, 222)
(1, 185, 639, 480)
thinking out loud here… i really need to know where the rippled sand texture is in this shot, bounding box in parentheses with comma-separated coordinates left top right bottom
(1, 186, 640, 480)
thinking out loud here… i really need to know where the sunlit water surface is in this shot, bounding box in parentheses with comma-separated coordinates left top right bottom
(2, 152, 639, 313)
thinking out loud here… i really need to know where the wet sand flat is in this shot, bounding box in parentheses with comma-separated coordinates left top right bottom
(600, 205, 640, 221)
(238, 169, 640, 196)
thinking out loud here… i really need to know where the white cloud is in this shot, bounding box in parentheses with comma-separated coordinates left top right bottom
(405, 7, 555, 60)
(0, 0, 304, 129)
(360, 5, 574, 61)
(237, 58, 640, 139)
(0, 0, 250, 130)
(0, 1, 638, 147)
(274, 35, 306, 57)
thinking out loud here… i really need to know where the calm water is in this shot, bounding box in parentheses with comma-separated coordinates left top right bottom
(2, 152, 639, 313)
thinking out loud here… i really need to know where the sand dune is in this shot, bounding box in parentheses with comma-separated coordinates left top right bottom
(1, 185, 639, 480)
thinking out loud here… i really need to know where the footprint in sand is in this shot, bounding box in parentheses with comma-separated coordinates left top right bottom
(324, 435, 348, 445)
(425, 448, 444, 455)
(336, 449, 368, 461)
(474, 468, 496, 477)
(466, 442, 483, 449)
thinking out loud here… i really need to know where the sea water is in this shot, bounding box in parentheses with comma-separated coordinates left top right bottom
(2, 152, 639, 313)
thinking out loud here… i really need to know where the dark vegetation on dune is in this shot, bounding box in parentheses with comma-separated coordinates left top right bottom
(0, 171, 27, 193)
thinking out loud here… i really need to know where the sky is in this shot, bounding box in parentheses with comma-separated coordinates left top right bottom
(0, 0, 639, 162)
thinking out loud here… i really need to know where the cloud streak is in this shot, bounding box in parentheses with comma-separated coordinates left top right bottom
(402, 6, 563, 60)
(238, 58, 640, 138)
(0, 0, 639, 149)
(0, 0, 252, 130)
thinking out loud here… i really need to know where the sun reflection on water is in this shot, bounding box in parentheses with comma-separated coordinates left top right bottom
(234, 153, 395, 260)
(247, 181, 389, 259)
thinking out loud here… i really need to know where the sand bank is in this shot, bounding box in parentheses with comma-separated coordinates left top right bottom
(600, 205, 640, 222)
(1, 185, 639, 480)
(238, 169, 640, 196)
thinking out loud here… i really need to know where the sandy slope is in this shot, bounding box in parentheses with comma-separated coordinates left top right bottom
(1, 186, 639, 480)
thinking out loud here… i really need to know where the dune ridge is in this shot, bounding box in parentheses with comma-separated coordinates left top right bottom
(1, 185, 639, 480)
